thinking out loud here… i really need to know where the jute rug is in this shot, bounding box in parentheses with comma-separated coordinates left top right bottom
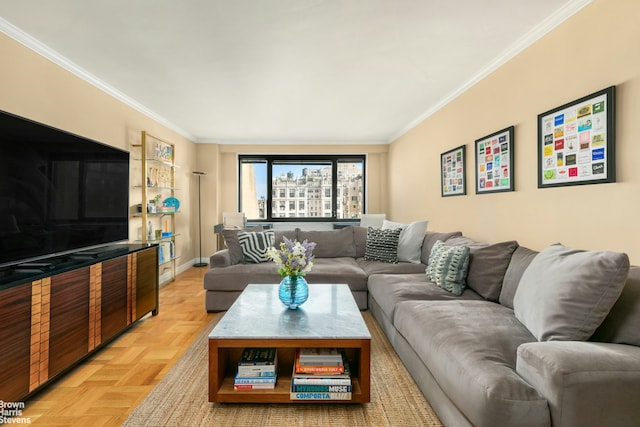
(123, 311, 442, 426)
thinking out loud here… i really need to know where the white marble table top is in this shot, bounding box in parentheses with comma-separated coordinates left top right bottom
(209, 284, 371, 340)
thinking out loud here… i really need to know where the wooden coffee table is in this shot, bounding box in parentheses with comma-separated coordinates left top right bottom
(208, 284, 371, 403)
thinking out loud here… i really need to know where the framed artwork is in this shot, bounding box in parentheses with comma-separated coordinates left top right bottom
(475, 126, 514, 194)
(538, 86, 615, 188)
(441, 145, 466, 197)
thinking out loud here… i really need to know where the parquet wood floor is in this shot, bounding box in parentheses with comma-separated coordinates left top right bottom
(20, 266, 214, 426)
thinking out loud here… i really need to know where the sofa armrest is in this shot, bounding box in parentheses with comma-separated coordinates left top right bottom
(210, 249, 232, 268)
(516, 341, 640, 427)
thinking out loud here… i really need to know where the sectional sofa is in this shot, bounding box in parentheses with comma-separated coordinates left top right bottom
(203, 226, 640, 427)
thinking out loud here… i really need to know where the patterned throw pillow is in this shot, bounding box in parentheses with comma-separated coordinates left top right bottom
(425, 240, 470, 295)
(364, 227, 402, 263)
(237, 230, 275, 263)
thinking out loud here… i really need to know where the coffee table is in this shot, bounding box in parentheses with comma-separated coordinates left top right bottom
(208, 283, 371, 403)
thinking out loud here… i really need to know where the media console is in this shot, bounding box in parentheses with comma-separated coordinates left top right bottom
(0, 244, 159, 402)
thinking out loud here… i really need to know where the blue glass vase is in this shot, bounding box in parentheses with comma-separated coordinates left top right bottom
(278, 275, 309, 309)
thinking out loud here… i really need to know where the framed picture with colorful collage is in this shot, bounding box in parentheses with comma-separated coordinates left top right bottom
(475, 126, 514, 194)
(538, 86, 615, 188)
(440, 145, 466, 197)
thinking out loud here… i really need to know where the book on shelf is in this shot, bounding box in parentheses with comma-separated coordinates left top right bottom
(291, 384, 352, 393)
(233, 376, 277, 384)
(234, 383, 276, 390)
(291, 362, 352, 386)
(236, 347, 278, 377)
(238, 348, 277, 365)
(289, 391, 352, 401)
(294, 348, 344, 373)
(297, 348, 344, 365)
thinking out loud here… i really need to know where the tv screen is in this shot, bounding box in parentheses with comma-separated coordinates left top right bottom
(0, 110, 129, 268)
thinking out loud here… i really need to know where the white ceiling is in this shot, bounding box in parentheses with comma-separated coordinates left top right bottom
(0, 0, 589, 144)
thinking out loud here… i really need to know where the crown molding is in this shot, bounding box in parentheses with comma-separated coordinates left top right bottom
(0, 17, 195, 142)
(388, 0, 593, 143)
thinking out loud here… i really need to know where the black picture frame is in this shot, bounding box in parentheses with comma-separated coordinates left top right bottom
(475, 126, 515, 194)
(441, 145, 466, 197)
(537, 86, 615, 188)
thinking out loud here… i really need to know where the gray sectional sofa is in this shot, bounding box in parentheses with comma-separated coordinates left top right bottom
(203, 226, 640, 426)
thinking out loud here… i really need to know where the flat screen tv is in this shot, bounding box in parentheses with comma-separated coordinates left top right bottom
(0, 110, 129, 268)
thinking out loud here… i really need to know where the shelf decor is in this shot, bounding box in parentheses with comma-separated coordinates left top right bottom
(475, 126, 515, 194)
(538, 86, 616, 188)
(441, 145, 466, 197)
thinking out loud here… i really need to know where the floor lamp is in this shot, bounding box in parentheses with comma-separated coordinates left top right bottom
(192, 171, 208, 267)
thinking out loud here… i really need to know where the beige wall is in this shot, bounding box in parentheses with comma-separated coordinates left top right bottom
(388, 0, 640, 263)
(0, 33, 200, 272)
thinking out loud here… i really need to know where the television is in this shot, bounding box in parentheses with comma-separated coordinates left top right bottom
(0, 110, 129, 269)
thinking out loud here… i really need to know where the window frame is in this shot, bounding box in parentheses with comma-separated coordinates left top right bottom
(238, 154, 366, 222)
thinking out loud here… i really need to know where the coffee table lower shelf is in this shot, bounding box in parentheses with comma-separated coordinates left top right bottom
(209, 339, 371, 404)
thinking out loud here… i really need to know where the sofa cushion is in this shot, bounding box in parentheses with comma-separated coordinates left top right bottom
(365, 227, 401, 263)
(222, 225, 264, 265)
(353, 226, 368, 258)
(446, 237, 519, 301)
(592, 266, 640, 346)
(393, 300, 547, 427)
(500, 246, 539, 309)
(425, 240, 470, 295)
(356, 258, 427, 276)
(237, 229, 275, 263)
(301, 257, 368, 292)
(420, 231, 463, 264)
(513, 243, 630, 341)
(297, 227, 356, 258)
(367, 273, 483, 322)
(382, 219, 429, 264)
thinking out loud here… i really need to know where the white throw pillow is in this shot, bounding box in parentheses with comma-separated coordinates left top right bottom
(383, 219, 429, 264)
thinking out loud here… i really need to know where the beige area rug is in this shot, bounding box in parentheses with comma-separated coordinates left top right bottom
(123, 311, 442, 427)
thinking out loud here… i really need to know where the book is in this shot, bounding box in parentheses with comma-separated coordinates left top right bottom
(291, 384, 352, 393)
(294, 348, 344, 373)
(291, 362, 351, 386)
(298, 348, 344, 364)
(238, 348, 277, 365)
(236, 367, 276, 377)
(234, 376, 277, 384)
(289, 391, 352, 400)
(234, 383, 276, 390)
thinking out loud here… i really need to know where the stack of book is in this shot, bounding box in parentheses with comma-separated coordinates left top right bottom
(234, 348, 277, 390)
(290, 348, 352, 400)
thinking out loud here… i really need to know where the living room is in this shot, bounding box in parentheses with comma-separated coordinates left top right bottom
(1, 0, 639, 425)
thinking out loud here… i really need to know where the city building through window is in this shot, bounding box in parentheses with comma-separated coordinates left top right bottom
(239, 155, 365, 221)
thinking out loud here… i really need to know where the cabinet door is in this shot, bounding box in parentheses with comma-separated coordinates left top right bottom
(49, 268, 91, 378)
(0, 282, 32, 401)
(101, 256, 129, 342)
(135, 247, 159, 320)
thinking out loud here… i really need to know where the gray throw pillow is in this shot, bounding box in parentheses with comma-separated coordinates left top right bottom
(383, 220, 429, 264)
(513, 243, 630, 341)
(237, 230, 275, 263)
(365, 227, 401, 263)
(222, 225, 263, 264)
(446, 237, 519, 301)
(425, 240, 470, 295)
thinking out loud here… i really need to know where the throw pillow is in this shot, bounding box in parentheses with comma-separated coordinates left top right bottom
(222, 225, 263, 264)
(425, 240, 470, 295)
(513, 243, 630, 341)
(383, 219, 429, 264)
(237, 230, 275, 263)
(364, 227, 402, 263)
(445, 236, 519, 301)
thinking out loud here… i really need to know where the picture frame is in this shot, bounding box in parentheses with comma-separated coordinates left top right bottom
(475, 126, 515, 194)
(441, 145, 466, 197)
(537, 86, 615, 188)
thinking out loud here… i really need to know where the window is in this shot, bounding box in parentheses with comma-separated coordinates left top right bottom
(239, 155, 365, 221)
